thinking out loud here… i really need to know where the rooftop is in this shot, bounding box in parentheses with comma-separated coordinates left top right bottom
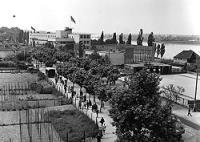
(174, 50, 198, 59)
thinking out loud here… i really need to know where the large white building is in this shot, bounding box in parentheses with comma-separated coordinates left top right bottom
(29, 28, 91, 48)
(68, 33, 91, 49)
(29, 28, 74, 46)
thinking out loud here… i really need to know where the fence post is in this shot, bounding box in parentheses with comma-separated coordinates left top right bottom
(83, 131, 86, 142)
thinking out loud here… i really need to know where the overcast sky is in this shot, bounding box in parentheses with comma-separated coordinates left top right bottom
(0, 0, 199, 35)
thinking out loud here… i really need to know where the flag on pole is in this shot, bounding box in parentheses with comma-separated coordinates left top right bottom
(31, 26, 35, 31)
(31, 26, 36, 33)
(70, 16, 76, 24)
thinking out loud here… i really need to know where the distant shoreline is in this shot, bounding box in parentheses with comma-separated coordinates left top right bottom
(159, 41, 200, 45)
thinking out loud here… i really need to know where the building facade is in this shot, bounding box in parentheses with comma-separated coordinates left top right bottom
(173, 50, 199, 65)
(84, 50, 124, 65)
(29, 29, 74, 46)
(124, 45, 155, 64)
(69, 33, 91, 49)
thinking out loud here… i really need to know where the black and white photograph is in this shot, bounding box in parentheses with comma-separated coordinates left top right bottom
(0, 0, 199, 141)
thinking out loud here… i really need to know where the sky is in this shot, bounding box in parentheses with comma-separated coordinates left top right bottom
(0, 0, 200, 35)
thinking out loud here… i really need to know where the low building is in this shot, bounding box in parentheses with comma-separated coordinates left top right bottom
(93, 44, 155, 64)
(69, 33, 91, 49)
(84, 50, 124, 65)
(174, 50, 199, 65)
(125, 62, 172, 75)
(124, 45, 155, 64)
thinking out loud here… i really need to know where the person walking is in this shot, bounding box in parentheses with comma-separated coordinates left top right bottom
(86, 100, 89, 109)
(96, 130, 102, 142)
(187, 106, 192, 116)
(89, 99, 92, 107)
(96, 109, 99, 118)
(102, 123, 106, 135)
(100, 117, 105, 126)
(79, 100, 82, 109)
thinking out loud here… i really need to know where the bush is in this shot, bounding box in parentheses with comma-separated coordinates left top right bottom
(40, 87, 53, 94)
(16, 61, 28, 70)
(0, 61, 16, 67)
(38, 71, 46, 81)
(30, 82, 43, 93)
(45, 110, 99, 142)
(52, 88, 63, 96)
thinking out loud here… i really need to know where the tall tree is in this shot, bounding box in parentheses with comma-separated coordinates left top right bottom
(98, 31, 104, 45)
(119, 33, 124, 44)
(112, 32, 118, 44)
(137, 29, 144, 46)
(110, 70, 179, 142)
(126, 33, 132, 45)
(148, 32, 155, 46)
(160, 43, 166, 58)
(26, 31, 29, 45)
(79, 41, 84, 58)
(156, 44, 161, 58)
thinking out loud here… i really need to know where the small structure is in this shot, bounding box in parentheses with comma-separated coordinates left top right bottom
(125, 62, 172, 75)
(174, 50, 199, 65)
(84, 50, 124, 65)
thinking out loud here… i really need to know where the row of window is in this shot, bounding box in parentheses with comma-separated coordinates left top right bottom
(80, 34, 90, 39)
(30, 34, 56, 38)
(83, 41, 90, 44)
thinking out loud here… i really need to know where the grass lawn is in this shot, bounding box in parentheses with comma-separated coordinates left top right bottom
(46, 109, 99, 142)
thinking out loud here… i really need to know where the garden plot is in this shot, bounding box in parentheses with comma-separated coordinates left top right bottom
(0, 106, 72, 142)
(0, 72, 69, 141)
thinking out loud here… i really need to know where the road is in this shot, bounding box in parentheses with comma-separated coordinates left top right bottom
(182, 124, 200, 142)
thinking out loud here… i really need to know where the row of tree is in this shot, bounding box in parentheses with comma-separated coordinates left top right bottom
(0, 27, 29, 44)
(32, 42, 182, 141)
(92, 31, 132, 45)
(18, 30, 29, 44)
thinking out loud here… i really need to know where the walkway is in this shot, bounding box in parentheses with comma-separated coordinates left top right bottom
(55, 78, 117, 142)
(173, 104, 200, 142)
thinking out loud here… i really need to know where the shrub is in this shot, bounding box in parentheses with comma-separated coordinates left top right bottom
(16, 61, 28, 70)
(30, 82, 43, 93)
(52, 88, 63, 96)
(0, 61, 16, 67)
(40, 87, 53, 94)
(45, 110, 98, 142)
(38, 71, 46, 81)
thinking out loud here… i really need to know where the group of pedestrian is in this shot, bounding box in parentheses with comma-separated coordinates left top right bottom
(96, 117, 106, 142)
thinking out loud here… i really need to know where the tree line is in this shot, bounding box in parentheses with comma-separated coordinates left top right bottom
(0, 27, 29, 44)
(91, 31, 132, 46)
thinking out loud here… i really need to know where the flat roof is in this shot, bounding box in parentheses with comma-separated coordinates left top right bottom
(125, 62, 172, 68)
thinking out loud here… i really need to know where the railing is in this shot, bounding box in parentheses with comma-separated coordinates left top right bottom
(160, 87, 193, 107)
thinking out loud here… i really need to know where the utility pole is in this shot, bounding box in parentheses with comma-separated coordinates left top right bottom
(194, 57, 200, 111)
(194, 70, 198, 112)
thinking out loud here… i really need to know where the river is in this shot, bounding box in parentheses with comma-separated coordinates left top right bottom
(132, 41, 200, 59)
